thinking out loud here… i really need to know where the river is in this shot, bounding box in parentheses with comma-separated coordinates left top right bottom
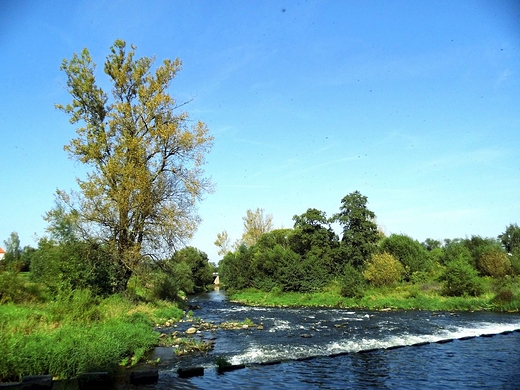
(126, 290, 520, 389)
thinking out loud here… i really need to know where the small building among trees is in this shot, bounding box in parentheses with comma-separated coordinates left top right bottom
(0, 247, 5, 261)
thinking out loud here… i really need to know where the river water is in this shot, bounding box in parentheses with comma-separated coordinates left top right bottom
(129, 290, 520, 389)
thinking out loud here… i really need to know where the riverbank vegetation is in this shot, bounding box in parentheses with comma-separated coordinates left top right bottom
(0, 281, 183, 382)
(220, 193, 520, 312)
(0, 237, 216, 382)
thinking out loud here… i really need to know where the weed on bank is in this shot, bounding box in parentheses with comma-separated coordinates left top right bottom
(0, 289, 183, 382)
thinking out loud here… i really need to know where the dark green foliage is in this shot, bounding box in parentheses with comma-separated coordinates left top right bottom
(440, 257, 483, 297)
(380, 234, 432, 280)
(251, 243, 290, 291)
(292, 209, 342, 275)
(442, 240, 473, 266)
(219, 244, 255, 291)
(461, 236, 499, 267)
(3, 232, 21, 262)
(492, 288, 514, 304)
(222, 192, 380, 293)
(151, 267, 190, 301)
(427, 247, 444, 267)
(422, 238, 441, 251)
(155, 247, 213, 297)
(339, 263, 365, 298)
(220, 228, 333, 293)
(30, 238, 117, 296)
(265, 245, 305, 292)
(510, 248, 520, 276)
(1, 232, 33, 272)
(499, 223, 520, 253)
(334, 191, 379, 268)
(171, 247, 214, 292)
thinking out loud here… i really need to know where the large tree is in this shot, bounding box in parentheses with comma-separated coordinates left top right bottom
(240, 208, 274, 247)
(3, 232, 21, 263)
(334, 191, 379, 268)
(499, 223, 520, 253)
(54, 40, 213, 291)
(214, 230, 231, 257)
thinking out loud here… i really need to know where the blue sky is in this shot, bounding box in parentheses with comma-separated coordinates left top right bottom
(1, 0, 519, 262)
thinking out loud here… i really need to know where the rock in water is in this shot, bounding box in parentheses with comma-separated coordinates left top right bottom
(186, 327, 197, 334)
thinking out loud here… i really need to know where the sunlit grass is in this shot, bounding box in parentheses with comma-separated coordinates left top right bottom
(0, 290, 184, 382)
(228, 281, 520, 312)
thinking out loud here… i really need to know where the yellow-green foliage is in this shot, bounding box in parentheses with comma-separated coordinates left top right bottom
(363, 252, 404, 287)
(478, 247, 511, 278)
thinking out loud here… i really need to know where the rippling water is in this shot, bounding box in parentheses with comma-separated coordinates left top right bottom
(120, 290, 520, 389)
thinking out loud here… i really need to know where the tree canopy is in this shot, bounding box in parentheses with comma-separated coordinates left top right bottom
(240, 208, 274, 247)
(54, 40, 213, 291)
(334, 191, 379, 268)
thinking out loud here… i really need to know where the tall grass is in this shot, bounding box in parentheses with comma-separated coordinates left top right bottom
(0, 289, 183, 382)
(229, 281, 520, 312)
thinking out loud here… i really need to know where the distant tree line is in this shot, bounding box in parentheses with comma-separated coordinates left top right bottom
(1, 224, 215, 303)
(218, 191, 520, 298)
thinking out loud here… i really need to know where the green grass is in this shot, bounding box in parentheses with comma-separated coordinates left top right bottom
(0, 289, 184, 382)
(228, 281, 520, 312)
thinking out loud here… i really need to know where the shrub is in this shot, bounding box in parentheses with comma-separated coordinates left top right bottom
(462, 236, 500, 266)
(380, 234, 431, 280)
(339, 264, 365, 298)
(477, 246, 511, 278)
(510, 249, 520, 276)
(442, 240, 472, 266)
(30, 239, 117, 296)
(492, 288, 514, 304)
(363, 252, 404, 287)
(498, 223, 520, 253)
(441, 257, 483, 297)
(151, 272, 180, 301)
(171, 247, 214, 292)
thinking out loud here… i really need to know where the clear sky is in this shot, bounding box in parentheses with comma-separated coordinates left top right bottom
(1, 0, 519, 263)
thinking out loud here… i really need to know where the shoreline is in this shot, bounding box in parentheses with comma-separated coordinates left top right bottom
(226, 289, 520, 313)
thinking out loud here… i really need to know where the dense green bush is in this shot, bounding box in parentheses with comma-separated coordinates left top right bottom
(380, 234, 431, 280)
(171, 247, 214, 292)
(219, 244, 254, 291)
(442, 240, 473, 266)
(459, 236, 503, 273)
(477, 246, 511, 278)
(499, 223, 520, 253)
(339, 264, 365, 298)
(30, 238, 117, 295)
(510, 248, 520, 275)
(440, 257, 483, 297)
(363, 252, 404, 287)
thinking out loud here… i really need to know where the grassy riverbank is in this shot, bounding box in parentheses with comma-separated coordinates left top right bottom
(0, 288, 183, 383)
(228, 279, 520, 312)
